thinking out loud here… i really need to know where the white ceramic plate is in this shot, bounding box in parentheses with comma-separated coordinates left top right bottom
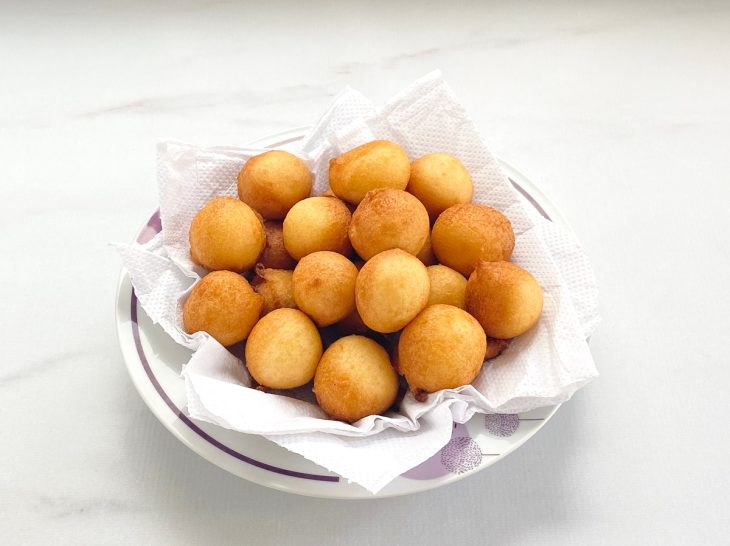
(116, 128, 571, 499)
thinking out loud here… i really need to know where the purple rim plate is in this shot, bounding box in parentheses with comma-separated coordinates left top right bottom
(115, 127, 568, 499)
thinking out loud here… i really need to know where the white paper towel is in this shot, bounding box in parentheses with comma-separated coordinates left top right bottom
(116, 71, 599, 493)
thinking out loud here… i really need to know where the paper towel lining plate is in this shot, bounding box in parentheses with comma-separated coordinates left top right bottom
(116, 127, 568, 499)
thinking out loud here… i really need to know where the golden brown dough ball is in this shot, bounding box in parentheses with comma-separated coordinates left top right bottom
(355, 249, 430, 333)
(431, 203, 514, 276)
(189, 197, 265, 272)
(251, 265, 296, 315)
(283, 196, 352, 260)
(465, 260, 543, 338)
(398, 304, 486, 393)
(415, 231, 437, 266)
(329, 140, 410, 205)
(426, 265, 467, 308)
(313, 335, 398, 422)
(237, 151, 312, 220)
(292, 251, 358, 326)
(349, 188, 429, 260)
(183, 271, 262, 346)
(407, 153, 473, 220)
(245, 308, 322, 389)
(259, 222, 296, 270)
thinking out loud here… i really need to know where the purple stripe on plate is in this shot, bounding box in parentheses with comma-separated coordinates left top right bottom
(511, 180, 551, 221)
(130, 293, 338, 482)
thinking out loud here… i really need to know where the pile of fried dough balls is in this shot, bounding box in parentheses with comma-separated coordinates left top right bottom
(183, 142, 544, 423)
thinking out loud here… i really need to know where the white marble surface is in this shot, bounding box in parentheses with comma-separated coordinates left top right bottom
(1, 1, 729, 544)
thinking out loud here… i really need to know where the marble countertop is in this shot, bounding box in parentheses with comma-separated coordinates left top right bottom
(2, 1, 729, 544)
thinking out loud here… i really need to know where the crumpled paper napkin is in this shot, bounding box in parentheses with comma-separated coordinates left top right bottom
(116, 71, 599, 493)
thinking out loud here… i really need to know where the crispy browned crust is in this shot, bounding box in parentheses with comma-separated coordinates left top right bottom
(292, 251, 358, 326)
(245, 308, 322, 389)
(283, 196, 353, 259)
(407, 153, 473, 220)
(349, 188, 429, 260)
(431, 203, 515, 276)
(237, 150, 312, 220)
(328, 140, 410, 205)
(313, 335, 398, 423)
(465, 260, 544, 339)
(188, 196, 266, 272)
(355, 249, 430, 333)
(398, 304, 486, 393)
(182, 271, 262, 346)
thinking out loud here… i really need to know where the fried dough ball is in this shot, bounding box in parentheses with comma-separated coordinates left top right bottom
(329, 140, 410, 205)
(426, 265, 467, 308)
(355, 249, 430, 333)
(283, 196, 352, 260)
(237, 151, 312, 220)
(292, 251, 358, 327)
(183, 271, 262, 346)
(398, 304, 486, 393)
(465, 260, 544, 338)
(431, 203, 514, 276)
(259, 222, 296, 270)
(313, 335, 398, 422)
(407, 153, 473, 220)
(189, 197, 265, 272)
(349, 188, 429, 260)
(245, 308, 322, 389)
(251, 265, 296, 315)
(415, 231, 437, 266)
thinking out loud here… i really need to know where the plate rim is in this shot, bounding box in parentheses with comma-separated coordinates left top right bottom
(115, 127, 569, 499)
